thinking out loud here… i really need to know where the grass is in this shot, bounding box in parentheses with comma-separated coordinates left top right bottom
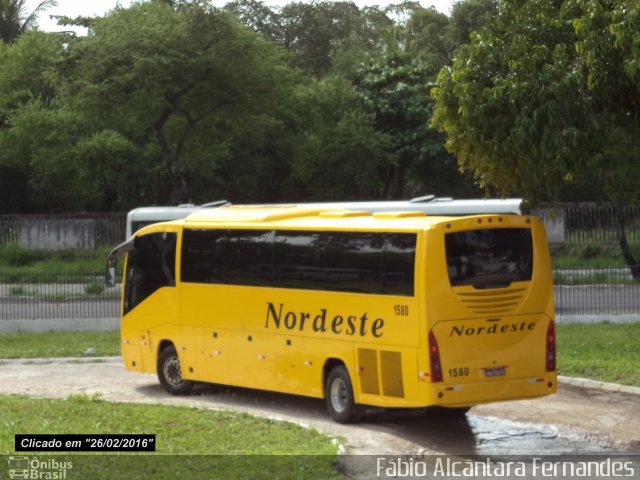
(0, 243, 109, 276)
(551, 242, 640, 269)
(0, 394, 342, 479)
(556, 322, 640, 387)
(0, 331, 120, 358)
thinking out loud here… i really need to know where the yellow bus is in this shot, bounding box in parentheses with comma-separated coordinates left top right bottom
(106, 205, 556, 423)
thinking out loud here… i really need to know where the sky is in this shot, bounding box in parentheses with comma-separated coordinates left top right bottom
(30, 0, 456, 33)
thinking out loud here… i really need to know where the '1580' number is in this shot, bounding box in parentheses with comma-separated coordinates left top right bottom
(394, 305, 409, 316)
(448, 367, 470, 378)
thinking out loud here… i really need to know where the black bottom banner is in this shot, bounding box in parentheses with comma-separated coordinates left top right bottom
(2, 454, 639, 480)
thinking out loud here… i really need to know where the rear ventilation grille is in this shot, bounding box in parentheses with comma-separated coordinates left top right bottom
(455, 287, 526, 315)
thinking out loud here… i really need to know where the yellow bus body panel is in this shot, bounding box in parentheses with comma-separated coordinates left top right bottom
(119, 207, 557, 410)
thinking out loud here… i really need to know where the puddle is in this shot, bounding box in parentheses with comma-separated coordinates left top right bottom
(468, 415, 611, 455)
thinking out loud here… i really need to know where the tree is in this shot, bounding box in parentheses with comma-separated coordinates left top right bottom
(59, 2, 298, 205)
(224, 0, 281, 41)
(432, 0, 640, 277)
(0, 30, 68, 212)
(227, 0, 391, 78)
(355, 51, 473, 199)
(0, 0, 57, 43)
(447, 0, 497, 48)
(285, 76, 393, 200)
(348, 4, 477, 200)
(572, 0, 640, 276)
(404, 6, 452, 68)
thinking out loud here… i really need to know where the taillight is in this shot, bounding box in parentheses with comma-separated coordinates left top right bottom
(428, 330, 443, 382)
(546, 321, 556, 372)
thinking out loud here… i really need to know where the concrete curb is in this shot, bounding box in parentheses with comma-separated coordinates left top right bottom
(0, 356, 121, 365)
(558, 375, 640, 396)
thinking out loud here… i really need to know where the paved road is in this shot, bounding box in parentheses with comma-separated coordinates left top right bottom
(0, 297, 118, 320)
(0, 359, 637, 458)
(555, 285, 640, 315)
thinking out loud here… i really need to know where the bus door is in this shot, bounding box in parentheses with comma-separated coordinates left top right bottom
(120, 231, 180, 372)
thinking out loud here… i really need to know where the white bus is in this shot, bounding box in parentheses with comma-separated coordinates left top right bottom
(125, 196, 523, 238)
(126, 200, 230, 238)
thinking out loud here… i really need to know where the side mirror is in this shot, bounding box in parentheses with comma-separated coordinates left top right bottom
(105, 257, 117, 288)
(105, 236, 135, 288)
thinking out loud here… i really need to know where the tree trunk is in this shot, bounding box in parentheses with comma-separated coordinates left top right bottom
(154, 108, 189, 204)
(614, 205, 640, 280)
(383, 164, 405, 199)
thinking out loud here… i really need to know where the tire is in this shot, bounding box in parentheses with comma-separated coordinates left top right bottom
(157, 346, 194, 395)
(325, 365, 361, 423)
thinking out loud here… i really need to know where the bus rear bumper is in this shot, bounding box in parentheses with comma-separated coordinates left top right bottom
(429, 373, 557, 408)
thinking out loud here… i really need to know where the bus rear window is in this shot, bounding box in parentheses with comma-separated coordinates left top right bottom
(445, 228, 533, 289)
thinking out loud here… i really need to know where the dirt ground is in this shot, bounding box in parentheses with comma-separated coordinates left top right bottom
(0, 358, 638, 457)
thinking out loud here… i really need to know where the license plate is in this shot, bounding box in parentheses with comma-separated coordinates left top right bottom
(484, 367, 506, 377)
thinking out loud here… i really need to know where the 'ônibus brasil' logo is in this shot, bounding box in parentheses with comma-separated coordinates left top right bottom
(264, 302, 384, 338)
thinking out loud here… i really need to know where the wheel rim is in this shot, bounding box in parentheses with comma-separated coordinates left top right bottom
(330, 377, 348, 413)
(163, 355, 184, 387)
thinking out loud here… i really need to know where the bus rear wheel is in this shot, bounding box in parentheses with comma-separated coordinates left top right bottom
(157, 346, 194, 395)
(325, 365, 362, 423)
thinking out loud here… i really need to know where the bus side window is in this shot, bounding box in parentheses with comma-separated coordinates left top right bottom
(273, 231, 324, 290)
(381, 233, 416, 296)
(124, 232, 177, 314)
(181, 229, 225, 284)
(324, 232, 383, 293)
(225, 230, 274, 286)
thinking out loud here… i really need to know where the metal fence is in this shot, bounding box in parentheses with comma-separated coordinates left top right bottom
(1, 205, 640, 249)
(0, 273, 120, 320)
(553, 268, 640, 315)
(0, 213, 126, 250)
(564, 203, 640, 244)
(0, 269, 638, 322)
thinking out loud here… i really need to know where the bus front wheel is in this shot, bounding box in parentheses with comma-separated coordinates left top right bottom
(325, 365, 362, 423)
(157, 346, 194, 395)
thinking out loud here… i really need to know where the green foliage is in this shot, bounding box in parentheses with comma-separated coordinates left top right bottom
(58, 2, 298, 205)
(0, 247, 109, 275)
(448, 0, 498, 47)
(285, 76, 393, 199)
(557, 322, 640, 387)
(8, 285, 28, 296)
(0, 0, 57, 44)
(0, 395, 341, 462)
(84, 279, 106, 296)
(355, 51, 473, 198)
(552, 242, 640, 269)
(0, 0, 529, 213)
(0, 242, 32, 266)
(433, 0, 595, 202)
(228, 0, 391, 78)
(433, 0, 640, 206)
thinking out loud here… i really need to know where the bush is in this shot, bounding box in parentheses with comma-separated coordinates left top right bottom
(0, 243, 34, 267)
(84, 279, 106, 296)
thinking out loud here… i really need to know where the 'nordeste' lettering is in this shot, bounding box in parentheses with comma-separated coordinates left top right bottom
(265, 302, 384, 338)
(449, 321, 537, 337)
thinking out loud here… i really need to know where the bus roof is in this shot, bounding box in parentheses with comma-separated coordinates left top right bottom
(297, 197, 522, 215)
(126, 197, 522, 237)
(181, 205, 522, 231)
